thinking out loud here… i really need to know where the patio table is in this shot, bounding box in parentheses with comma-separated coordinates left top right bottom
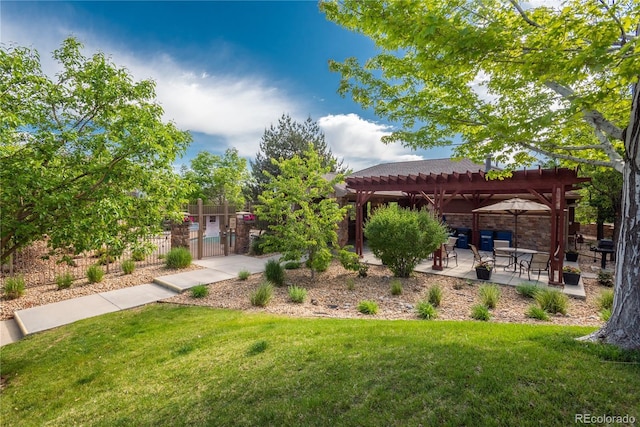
(494, 247, 538, 272)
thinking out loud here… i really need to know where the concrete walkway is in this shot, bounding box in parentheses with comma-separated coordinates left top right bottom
(1, 254, 277, 347)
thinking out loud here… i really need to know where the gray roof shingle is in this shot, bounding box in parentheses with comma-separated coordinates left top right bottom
(349, 158, 486, 178)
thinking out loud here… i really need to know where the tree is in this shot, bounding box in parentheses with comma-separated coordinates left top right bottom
(576, 166, 623, 241)
(364, 205, 448, 277)
(321, 1, 640, 349)
(255, 145, 347, 279)
(250, 114, 345, 199)
(182, 148, 249, 208)
(0, 38, 191, 262)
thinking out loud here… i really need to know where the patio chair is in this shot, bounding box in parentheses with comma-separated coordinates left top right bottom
(493, 239, 512, 266)
(519, 252, 550, 281)
(444, 236, 458, 267)
(469, 244, 494, 268)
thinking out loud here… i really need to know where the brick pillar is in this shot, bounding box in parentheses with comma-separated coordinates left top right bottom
(235, 218, 252, 254)
(171, 221, 191, 249)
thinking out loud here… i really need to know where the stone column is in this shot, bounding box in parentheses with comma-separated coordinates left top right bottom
(171, 220, 191, 249)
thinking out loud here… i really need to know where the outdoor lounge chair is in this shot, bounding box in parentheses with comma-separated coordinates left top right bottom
(519, 252, 550, 281)
(493, 239, 512, 266)
(469, 244, 495, 268)
(444, 236, 458, 267)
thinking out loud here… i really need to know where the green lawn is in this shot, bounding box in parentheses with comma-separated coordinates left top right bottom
(1, 305, 639, 426)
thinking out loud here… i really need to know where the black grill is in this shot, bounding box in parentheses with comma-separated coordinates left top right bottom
(597, 239, 614, 250)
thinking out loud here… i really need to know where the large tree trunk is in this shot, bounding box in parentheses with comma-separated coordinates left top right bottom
(583, 83, 640, 350)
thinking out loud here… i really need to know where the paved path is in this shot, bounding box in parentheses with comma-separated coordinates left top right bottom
(1, 254, 277, 347)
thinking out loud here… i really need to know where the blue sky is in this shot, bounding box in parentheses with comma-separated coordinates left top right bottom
(1, 1, 452, 171)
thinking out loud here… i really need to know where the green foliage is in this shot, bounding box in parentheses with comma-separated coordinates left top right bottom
(357, 263, 369, 278)
(283, 261, 301, 270)
(265, 259, 285, 286)
(130, 242, 155, 262)
(479, 284, 501, 309)
(364, 205, 448, 277)
(86, 265, 104, 284)
(390, 279, 403, 296)
(288, 286, 307, 303)
(255, 146, 348, 279)
(597, 270, 614, 287)
(121, 260, 135, 275)
(181, 148, 249, 207)
(600, 308, 612, 321)
(190, 285, 209, 299)
(428, 285, 443, 308)
(526, 305, 550, 321)
(597, 290, 614, 312)
(250, 114, 344, 199)
(416, 300, 437, 320)
(0, 38, 191, 263)
(471, 304, 491, 321)
(357, 300, 379, 315)
(250, 234, 266, 256)
(3, 275, 25, 299)
(131, 250, 147, 262)
(338, 246, 360, 270)
(516, 283, 542, 299)
(535, 289, 568, 315)
(55, 272, 74, 290)
(238, 270, 251, 280)
(346, 277, 355, 291)
(250, 282, 273, 307)
(165, 247, 192, 269)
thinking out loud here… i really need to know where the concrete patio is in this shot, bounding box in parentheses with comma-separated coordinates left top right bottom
(360, 246, 587, 299)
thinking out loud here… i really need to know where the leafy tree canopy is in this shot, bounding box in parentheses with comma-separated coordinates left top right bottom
(321, 0, 637, 172)
(255, 145, 347, 278)
(0, 38, 192, 262)
(250, 114, 345, 199)
(182, 148, 249, 208)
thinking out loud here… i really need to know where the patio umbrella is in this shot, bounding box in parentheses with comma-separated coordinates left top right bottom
(472, 197, 551, 250)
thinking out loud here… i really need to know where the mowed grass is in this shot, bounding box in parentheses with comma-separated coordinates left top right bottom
(2, 305, 639, 426)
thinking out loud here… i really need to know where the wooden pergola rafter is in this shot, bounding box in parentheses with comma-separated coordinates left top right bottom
(347, 167, 589, 285)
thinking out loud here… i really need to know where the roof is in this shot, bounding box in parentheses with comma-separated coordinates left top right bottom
(348, 158, 486, 179)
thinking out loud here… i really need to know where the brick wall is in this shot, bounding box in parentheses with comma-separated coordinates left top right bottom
(445, 213, 551, 251)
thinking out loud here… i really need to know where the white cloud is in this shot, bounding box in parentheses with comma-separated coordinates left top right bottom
(318, 114, 423, 171)
(1, 16, 302, 159)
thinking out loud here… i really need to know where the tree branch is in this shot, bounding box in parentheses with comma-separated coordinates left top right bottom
(518, 141, 620, 170)
(509, 0, 542, 28)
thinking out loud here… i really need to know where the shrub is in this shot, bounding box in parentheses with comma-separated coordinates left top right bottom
(346, 277, 355, 291)
(306, 247, 332, 273)
(191, 285, 209, 298)
(390, 279, 403, 296)
(479, 284, 501, 309)
(131, 250, 147, 262)
(3, 276, 25, 300)
(86, 265, 105, 283)
(562, 265, 581, 274)
(288, 285, 307, 303)
(55, 272, 74, 290)
(358, 263, 369, 278)
(535, 289, 568, 315)
(516, 282, 542, 298)
(600, 308, 612, 321)
(250, 234, 266, 256)
(165, 247, 192, 269)
(121, 259, 135, 275)
(416, 300, 438, 320)
(364, 205, 448, 277)
(471, 304, 491, 321)
(265, 259, 285, 286)
(357, 300, 379, 315)
(250, 282, 273, 307)
(238, 269, 251, 280)
(526, 305, 550, 321)
(283, 261, 301, 270)
(338, 247, 361, 271)
(597, 290, 614, 311)
(428, 285, 443, 307)
(597, 270, 614, 287)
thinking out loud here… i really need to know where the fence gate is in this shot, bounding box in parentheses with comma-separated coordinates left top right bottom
(187, 199, 236, 259)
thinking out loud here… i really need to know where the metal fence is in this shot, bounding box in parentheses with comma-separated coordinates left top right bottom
(1, 233, 172, 288)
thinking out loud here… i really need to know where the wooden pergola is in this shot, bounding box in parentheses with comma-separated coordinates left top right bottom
(346, 167, 589, 285)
